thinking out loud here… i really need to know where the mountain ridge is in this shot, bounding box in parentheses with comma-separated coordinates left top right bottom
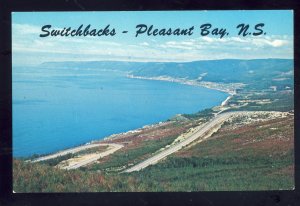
(40, 59, 293, 85)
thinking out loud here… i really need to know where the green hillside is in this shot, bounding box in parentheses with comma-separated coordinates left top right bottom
(13, 114, 294, 192)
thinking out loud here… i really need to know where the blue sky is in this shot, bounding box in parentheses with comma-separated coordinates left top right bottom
(12, 10, 293, 65)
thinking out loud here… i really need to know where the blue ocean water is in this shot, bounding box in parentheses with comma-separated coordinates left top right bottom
(13, 66, 228, 157)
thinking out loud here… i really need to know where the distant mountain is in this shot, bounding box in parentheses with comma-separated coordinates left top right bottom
(129, 59, 293, 84)
(40, 61, 143, 71)
(40, 59, 293, 85)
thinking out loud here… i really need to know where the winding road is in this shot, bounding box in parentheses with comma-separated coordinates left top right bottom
(60, 143, 124, 170)
(29, 111, 257, 171)
(30, 143, 123, 166)
(123, 111, 249, 173)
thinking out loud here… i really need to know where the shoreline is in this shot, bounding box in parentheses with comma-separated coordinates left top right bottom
(84, 75, 239, 146)
(126, 74, 244, 96)
(20, 75, 240, 158)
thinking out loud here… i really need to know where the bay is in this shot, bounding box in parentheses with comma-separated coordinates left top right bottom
(13, 66, 228, 157)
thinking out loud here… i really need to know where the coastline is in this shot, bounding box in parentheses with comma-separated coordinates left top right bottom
(126, 74, 244, 96)
(22, 74, 240, 158)
(98, 74, 239, 143)
(96, 74, 242, 142)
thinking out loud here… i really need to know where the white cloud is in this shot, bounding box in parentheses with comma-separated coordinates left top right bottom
(12, 23, 293, 65)
(12, 23, 41, 35)
(250, 38, 289, 47)
(269, 39, 288, 47)
(140, 42, 149, 46)
(202, 36, 214, 42)
(158, 35, 293, 53)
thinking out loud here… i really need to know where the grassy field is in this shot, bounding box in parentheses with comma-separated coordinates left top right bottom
(36, 145, 110, 167)
(124, 115, 294, 191)
(13, 114, 294, 192)
(84, 135, 178, 172)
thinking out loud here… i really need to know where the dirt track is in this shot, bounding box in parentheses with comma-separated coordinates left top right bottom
(59, 143, 124, 170)
(30, 143, 123, 166)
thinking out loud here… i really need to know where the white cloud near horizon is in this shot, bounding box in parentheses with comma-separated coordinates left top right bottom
(12, 23, 293, 66)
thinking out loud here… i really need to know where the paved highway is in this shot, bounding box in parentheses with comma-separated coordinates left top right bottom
(123, 111, 248, 173)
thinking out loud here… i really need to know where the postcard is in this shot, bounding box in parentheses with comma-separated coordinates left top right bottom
(11, 10, 294, 192)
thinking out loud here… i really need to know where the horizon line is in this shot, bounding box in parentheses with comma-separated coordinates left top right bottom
(14, 57, 293, 67)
